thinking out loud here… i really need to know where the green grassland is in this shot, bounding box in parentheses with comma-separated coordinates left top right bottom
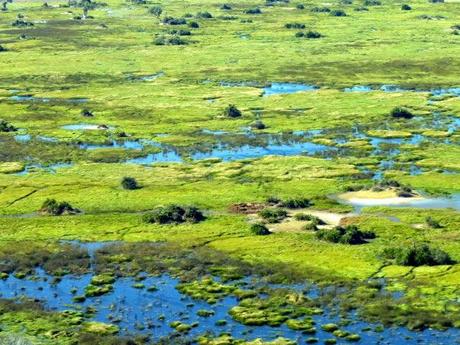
(0, 0, 459, 342)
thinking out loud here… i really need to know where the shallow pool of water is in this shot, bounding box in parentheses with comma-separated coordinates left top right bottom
(10, 95, 88, 103)
(62, 124, 113, 131)
(262, 83, 318, 96)
(340, 194, 460, 213)
(14, 163, 73, 176)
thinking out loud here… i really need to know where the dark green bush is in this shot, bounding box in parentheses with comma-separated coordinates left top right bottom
(296, 4, 305, 9)
(223, 104, 242, 118)
(251, 120, 266, 130)
(81, 109, 93, 117)
(330, 9, 347, 16)
(40, 199, 78, 216)
(162, 17, 187, 25)
(245, 7, 262, 14)
(390, 107, 414, 119)
(196, 11, 213, 18)
(401, 4, 412, 10)
(0, 45, 7, 52)
(121, 177, 139, 190)
(12, 18, 34, 27)
(169, 29, 192, 36)
(382, 244, 453, 266)
(311, 6, 330, 12)
(250, 223, 271, 235)
(259, 208, 288, 223)
(363, 0, 381, 5)
(280, 198, 311, 209)
(317, 225, 375, 245)
(305, 30, 322, 38)
(142, 205, 205, 224)
(285, 22, 306, 29)
(189, 21, 200, 28)
(266, 196, 281, 204)
(154, 35, 188, 46)
(0, 119, 17, 132)
(221, 4, 232, 10)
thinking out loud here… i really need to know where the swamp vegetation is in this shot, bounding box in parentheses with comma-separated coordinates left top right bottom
(0, 0, 459, 343)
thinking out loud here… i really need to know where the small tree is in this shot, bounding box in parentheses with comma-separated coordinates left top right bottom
(149, 5, 162, 17)
(121, 176, 139, 190)
(223, 104, 242, 118)
(425, 216, 442, 229)
(0, 119, 16, 132)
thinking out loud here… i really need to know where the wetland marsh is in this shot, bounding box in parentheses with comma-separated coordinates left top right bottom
(0, 0, 459, 343)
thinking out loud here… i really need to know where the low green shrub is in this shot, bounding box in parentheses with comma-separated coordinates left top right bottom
(245, 7, 262, 14)
(223, 104, 242, 118)
(259, 208, 288, 223)
(250, 223, 271, 235)
(390, 107, 414, 119)
(280, 198, 312, 209)
(330, 9, 347, 16)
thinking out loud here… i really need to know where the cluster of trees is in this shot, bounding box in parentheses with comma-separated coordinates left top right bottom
(154, 35, 188, 46)
(40, 199, 79, 216)
(316, 225, 375, 245)
(142, 205, 205, 224)
(259, 208, 287, 223)
(382, 244, 453, 266)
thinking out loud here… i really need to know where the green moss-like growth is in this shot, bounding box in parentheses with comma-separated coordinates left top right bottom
(177, 278, 241, 303)
(229, 296, 315, 327)
(90, 274, 116, 286)
(84, 284, 113, 297)
(286, 318, 316, 332)
(321, 323, 339, 332)
(169, 320, 192, 332)
(197, 309, 215, 317)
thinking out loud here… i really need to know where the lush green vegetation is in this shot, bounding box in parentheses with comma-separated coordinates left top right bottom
(0, 0, 459, 342)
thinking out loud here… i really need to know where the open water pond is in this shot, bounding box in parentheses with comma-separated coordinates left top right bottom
(338, 194, 460, 213)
